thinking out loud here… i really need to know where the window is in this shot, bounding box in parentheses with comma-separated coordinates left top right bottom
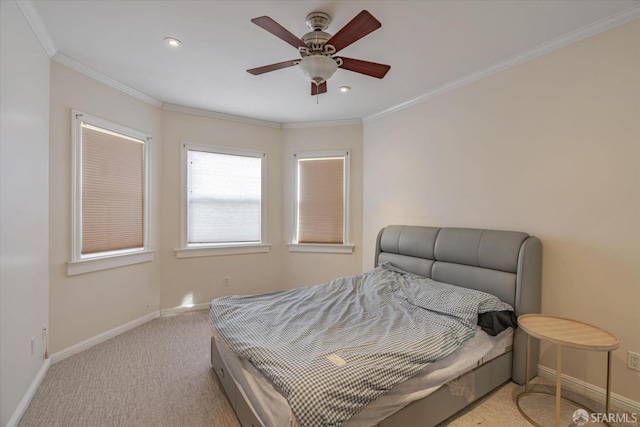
(69, 111, 153, 275)
(176, 143, 269, 258)
(289, 150, 353, 254)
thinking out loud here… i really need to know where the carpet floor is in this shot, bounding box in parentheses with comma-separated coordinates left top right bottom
(18, 311, 638, 427)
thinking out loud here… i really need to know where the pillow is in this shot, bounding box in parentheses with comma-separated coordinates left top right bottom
(382, 261, 518, 335)
(379, 261, 420, 276)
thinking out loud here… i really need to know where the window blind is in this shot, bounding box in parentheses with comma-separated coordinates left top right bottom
(187, 150, 262, 244)
(297, 157, 344, 244)
(81, 124, 144, 255)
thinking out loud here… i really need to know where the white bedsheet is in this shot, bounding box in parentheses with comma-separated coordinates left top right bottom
(213, 326, 513, 427)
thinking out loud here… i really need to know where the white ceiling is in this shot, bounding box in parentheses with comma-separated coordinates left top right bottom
(31, 0, 640, 125)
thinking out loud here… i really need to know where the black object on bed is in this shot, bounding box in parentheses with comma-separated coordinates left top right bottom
(478, 310, 518, 336)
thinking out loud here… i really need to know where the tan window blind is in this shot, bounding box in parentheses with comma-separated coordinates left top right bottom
(297, 157, 344, 244)
(81, 123, 145, 255)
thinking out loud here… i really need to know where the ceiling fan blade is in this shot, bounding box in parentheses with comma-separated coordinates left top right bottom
(325, 10, 381, 53)
(247, 60, 299, 75)
(251, 16, 307, 49)
(311, 81, 327, 96)
(339, 57, 390, 79)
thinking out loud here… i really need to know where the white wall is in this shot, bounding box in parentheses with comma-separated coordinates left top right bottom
(48, 62, 162, 354)
(0, 1, 51, 424)
(363, 20, 640, 403)
(281, 125, 364, 288)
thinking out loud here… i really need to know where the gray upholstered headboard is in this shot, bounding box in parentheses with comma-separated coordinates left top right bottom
(375, 225, 542, 384)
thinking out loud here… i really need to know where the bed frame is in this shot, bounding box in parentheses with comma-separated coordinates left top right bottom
(211, 225, 542, 427)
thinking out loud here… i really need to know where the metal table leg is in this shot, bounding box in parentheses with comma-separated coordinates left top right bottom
(556, 344, 562, 426)
(606, 351, 612, 415)
(516, 339, 612, 427)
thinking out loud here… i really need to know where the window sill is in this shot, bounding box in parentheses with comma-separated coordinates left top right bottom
(67, 250, 155, 276)
(175, 243, 271, 258)
(287, 243, 355, 254)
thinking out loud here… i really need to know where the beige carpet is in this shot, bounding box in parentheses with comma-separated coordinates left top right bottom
(19, 311, 239, 427)
(19, 311, 638, 427)
(437, 379, 639, 427)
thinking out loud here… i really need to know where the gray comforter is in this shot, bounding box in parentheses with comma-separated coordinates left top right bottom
(209, 264, 513, 427)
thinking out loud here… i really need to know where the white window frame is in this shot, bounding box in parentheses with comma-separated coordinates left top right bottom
(288, 150, 354, 254)
(68, 110, 154, 276)
(175, 142, 269, 258)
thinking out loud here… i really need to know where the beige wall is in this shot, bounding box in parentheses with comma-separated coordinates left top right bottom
(46, 66, 364, 351)
(158, 110, 284, 308)
(0, 1, 50, 423)
(48, 62, 162, 353)
(281, 125, 364, 288)
(363, 20, 640, 402)
(158, 114, 365, 307)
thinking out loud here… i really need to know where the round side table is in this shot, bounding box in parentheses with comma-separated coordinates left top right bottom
(516, 314, 619, 427)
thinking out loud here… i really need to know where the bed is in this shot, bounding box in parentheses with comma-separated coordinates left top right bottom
(209, 225, 542, 427)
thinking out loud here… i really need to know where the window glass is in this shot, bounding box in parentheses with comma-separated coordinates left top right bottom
(187, 149, 263, 245)
(297, 157, 344, 244)
(293, 151, 349, 246)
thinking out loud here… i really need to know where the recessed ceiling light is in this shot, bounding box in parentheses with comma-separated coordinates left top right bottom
(338, 86, 351, 93)
(164, 37, 182, 48)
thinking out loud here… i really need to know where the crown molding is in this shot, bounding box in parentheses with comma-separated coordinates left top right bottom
(282, 118, 362, 129)
(16, 0, 57, 57)
(162, 105, 361, 129)
(365, 5, 640, 123)
(53, 53, 163, 108)
(16, 0, 640, 127)
(161, 104, 282, 129)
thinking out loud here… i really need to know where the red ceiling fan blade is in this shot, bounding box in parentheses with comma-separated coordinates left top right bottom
(247, 60, 299, 75)
(338, 57, 390, 79)
(326, 10, 381, 53)
(311, 81, 327, 96)
(251, 16, 307, 49)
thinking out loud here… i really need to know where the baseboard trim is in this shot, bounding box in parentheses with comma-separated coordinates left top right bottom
(160, 302, 210, 316)
(537, 365, 640, 415)
(6, 358, 51, 427)
(49, 311, 160, 364)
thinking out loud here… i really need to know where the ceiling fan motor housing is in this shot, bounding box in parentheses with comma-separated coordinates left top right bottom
(306, 12, 331, 31)
(302, 12, 337, 56)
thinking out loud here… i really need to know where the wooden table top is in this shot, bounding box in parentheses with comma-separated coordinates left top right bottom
(518, 314, 619, 351)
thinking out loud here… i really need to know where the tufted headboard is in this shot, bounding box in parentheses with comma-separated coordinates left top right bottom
(375, 225, 542, 384)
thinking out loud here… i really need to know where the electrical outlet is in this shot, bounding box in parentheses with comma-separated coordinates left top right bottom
(223, 277, 230, 287)
(629, 351, 640, 371)
(31, 337, 36, 356)
(42, 326, 49, 358)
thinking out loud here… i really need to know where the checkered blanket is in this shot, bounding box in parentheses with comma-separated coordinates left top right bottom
(209, 265, 513, 427)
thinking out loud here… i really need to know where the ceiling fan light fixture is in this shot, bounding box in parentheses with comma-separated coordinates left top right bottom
(298, 55, 338, 85)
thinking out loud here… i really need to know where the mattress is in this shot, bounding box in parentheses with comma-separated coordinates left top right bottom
(212, 325, 513, 427)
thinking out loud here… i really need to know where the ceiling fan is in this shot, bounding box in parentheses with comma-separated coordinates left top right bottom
(247, 10, 391, 96)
